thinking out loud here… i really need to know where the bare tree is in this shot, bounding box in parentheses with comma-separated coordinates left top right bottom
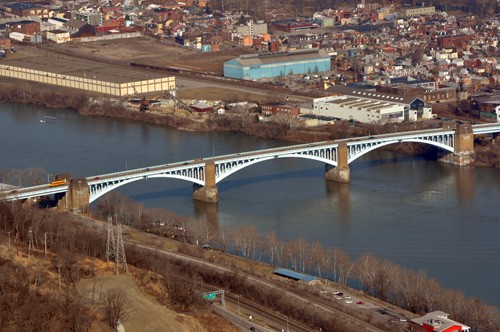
(264, 231, 283, 266)
(230, 225, 261, 259)
(103, 288, 131, 330)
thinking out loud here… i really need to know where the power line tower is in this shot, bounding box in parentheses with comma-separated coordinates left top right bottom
(114, 222, 128, 275)
(28, 227, 34, 258)
(106, 215, 115, 263)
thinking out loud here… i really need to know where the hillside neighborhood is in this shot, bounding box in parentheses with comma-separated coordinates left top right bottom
(0, 0, 499, 124)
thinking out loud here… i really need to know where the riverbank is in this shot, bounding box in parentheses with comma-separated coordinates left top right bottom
(1, 79, 499, 167)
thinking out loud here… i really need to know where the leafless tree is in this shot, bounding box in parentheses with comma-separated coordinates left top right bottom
(103, 288, 131, 330)
(264, 231, 283, 266)
(354, 254, 379, 295)
(230, 225, 261, 259)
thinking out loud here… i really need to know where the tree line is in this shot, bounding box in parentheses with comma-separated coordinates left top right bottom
(0, 200, 379, 331)
(94, 192, 500, 331)
(1, 191, 499, 331)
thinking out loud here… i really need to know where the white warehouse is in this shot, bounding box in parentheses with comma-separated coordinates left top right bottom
(312, 87, 433, 123)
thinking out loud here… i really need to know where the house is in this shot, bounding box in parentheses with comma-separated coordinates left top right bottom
(410, 311, 470, 332)
(261, 102, 300, 117)
(46, 29, 70, 43)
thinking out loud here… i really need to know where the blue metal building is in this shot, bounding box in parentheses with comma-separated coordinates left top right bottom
(223, 49, 331, 80)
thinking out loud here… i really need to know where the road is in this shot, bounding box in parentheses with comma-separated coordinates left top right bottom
(70, 213, 389, 331)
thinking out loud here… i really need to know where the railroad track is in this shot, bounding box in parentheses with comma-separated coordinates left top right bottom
(76, 217, 387, 331)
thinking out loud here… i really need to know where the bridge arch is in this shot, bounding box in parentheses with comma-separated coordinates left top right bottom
(89, 174, 204, 203)
(347, 138, 455, 164)
(216, 154, 338, 183)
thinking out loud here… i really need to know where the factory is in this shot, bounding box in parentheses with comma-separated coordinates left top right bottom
(311, 87, 433, 123)
(223, 49, 331, 80)
(0, 56, 175, 96)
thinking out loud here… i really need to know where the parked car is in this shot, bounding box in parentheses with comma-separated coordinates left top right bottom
(356, 301, 365, 305)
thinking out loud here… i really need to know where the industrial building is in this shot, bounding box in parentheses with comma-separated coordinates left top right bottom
(410, 311, 470, 332)
(223, 49, 331, 80)
(399, 6, 435, 17)
(311, 87, 432, 123)
(0, 56, 175, 96)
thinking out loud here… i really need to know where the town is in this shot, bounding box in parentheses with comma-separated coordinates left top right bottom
(0, 0, 499, 124)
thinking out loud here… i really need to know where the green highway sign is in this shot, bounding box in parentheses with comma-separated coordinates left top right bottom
(203, 292, 217, 300)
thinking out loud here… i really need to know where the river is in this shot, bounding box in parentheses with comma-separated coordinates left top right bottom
(1, 103, 499, 308)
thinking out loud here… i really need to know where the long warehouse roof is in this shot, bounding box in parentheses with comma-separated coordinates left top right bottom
(0, 56, 172, 83)
(234, 49, 330, 67)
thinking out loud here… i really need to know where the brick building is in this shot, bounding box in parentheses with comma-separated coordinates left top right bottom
(3, 3, 49, 18)
(6, 20, 40, 35)
(437, 35, 473, 49)
(261, 102, 300, 117)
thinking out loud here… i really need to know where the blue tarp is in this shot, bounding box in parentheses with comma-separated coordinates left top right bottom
(273, 268, 318, 282)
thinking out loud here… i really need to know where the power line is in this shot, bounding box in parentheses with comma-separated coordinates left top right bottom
(115, 222, 128, 275)
(106, 215, 115, 263)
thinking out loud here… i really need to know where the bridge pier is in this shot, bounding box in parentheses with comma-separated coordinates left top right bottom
(439, 124, 475, 166)
(193, 161, 218, 203)
(66, 178, 90, 213)
(325, 142, 350, 183)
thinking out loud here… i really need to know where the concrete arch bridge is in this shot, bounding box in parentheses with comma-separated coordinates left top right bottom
(2, 123, 499, 212)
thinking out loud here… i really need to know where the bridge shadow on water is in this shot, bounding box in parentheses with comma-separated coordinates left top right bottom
(217, 167, 320, 192)
(129, 167, 322, 201)
(130, 187, 192, 201)
(129, 154, 435, 202)
(349, 154, 435, 172)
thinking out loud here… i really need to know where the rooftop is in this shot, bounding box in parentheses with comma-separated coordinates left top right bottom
(0, 56, 173, 84)
(273, 268, 318, 282)
(5, 3, 45, 10)
(233, 49, 330, 66)
(411, 311, 470, 332)
(326, 86, 421, 105)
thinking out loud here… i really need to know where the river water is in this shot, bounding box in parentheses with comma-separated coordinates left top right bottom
(1, 103, 499, 308)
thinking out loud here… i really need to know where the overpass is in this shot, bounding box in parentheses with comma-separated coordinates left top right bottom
(1, 123, 499, 212)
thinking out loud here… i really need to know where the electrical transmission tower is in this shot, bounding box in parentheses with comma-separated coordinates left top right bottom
(115, 222, 128, 275)
(106, 215, 115, 263)
(28, 227, 34, 258)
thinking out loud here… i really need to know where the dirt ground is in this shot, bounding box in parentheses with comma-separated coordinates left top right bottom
(77, 272, 205, 332)
(48, 37, 253, 75)
(0, 237, 242, 332)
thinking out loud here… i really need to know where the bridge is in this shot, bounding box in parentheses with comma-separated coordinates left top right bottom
(1, 123, 499, 212)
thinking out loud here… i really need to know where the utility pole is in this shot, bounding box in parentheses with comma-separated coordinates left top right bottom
(7, 231, 12, 249)
(28, 227, 34, 258)
(44, 232, 50, 256)
(57, 263, 62, 291)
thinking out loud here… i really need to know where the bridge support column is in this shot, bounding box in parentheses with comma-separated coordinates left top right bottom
(325, 142, 350, 183)
(66, 178, 90, 213)
(440, 124, 475, 166)
(193, 162, 218, 203)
